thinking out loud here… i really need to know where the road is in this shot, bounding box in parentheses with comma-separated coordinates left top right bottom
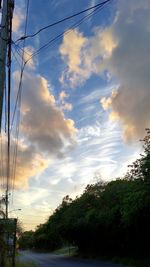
(18, 250, 129, 267)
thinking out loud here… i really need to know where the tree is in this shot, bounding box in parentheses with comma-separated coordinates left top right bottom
(18, 231, 34, 249)
(126, 128, 150, 182)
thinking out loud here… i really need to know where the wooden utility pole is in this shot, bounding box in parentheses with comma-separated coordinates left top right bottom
(0, 0, 14, 130)
(0, 0, 14, 219)
(0, 2, 15, 266)
(0, 0, 9, 131)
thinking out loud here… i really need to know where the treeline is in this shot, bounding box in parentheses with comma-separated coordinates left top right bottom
(18, 130, 150, 258)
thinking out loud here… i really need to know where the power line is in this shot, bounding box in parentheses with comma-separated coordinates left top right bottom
(12, 43, 26, 64)
(9, 0, 112, 201)
(4, 84, 7, 133)
(10, 63, 26, 135)
(10, 0, 112, 136)
(5, 0, 14, 218)
(25, 0, 111, 65)
(12, 41, 32, 58)
(11, 46, 22, 67)
(10, 0, 30, 204)
(0, 134, 4, 190)
(15, 0, 111, 42)
(10, 0, 111, 130)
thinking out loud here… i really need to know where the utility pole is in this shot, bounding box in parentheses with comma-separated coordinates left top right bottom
(0, 0, 14, 219)
(0, 2, 15, 266)
(0, 0, 9, 131)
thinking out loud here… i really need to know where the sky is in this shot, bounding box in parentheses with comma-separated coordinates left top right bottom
(0, 0, 150, 230)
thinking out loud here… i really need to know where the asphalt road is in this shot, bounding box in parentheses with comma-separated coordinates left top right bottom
(18, 250, 129, 267)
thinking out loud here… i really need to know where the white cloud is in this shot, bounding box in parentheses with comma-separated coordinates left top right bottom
(44, 119, 123, 190)
(59, 91, 73, 111)
(12, 6, 24, 33)
(62, 103, 73, 111)
(78, 85, 114, 106)
(59, 91, 68, 103)
(23, 46, 36, 69)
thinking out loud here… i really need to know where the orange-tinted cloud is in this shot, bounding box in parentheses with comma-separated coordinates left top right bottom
(6, 72, 77, 188)
(60, 1, 150, 141)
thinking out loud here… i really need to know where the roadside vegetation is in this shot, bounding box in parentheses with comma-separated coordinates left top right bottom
(15, 261, 37, 267)
(6, 260, 37, 267)
(18, 129, 150, 265)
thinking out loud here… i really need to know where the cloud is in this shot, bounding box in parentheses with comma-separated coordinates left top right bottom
(23, 46, 36, 69)
(62, 103, 73, 111)
(12, 6, 24, 32)
(12, 4, 25, 39)
(59, 29, 89, 87)
(18, 72, 76, 157)
(59, 91, 68, 103)
(99, 0, 150, 141)
(29, 119, 125, 206)
(60, 29, 87, 73)
(59, 1, 150, 141)
(12, 187, 55, 230)
(0, 135, 49, 189)
(6, 71, 77, 188)
(59, 27, 117, 88)
(59, 91, 73, 111)
(13, 144, 48, 188)
(100, 90, 118, 110)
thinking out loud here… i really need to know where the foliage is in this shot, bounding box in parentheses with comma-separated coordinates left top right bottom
(126, 128, 150, 183)
(5, 258, 37, 267)
(16, 260, 37, 267)
(17, 220, 24, 237)
(18, 231, 34, 250)
(18, 130, 150, 259)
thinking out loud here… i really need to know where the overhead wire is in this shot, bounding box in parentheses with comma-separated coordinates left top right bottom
(0, 134, 4, 190)
(26, 7, 100, 62)
(15, 0, 111, 42)
(7, 11, 13, 191)
(0, 1, 7, 195)
(25, 0, 112, 65)
(11, 46, 22, 67)
(12, 43, 26, 63)
(5, 0, 14, 215)
(12, 41, 32, 58)
(10, 0, 111, 131)
(10, 0, 30, 204)
(10, 0, 112, 201)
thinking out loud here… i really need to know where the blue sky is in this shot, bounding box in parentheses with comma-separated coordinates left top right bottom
(1, 0, 150, 229)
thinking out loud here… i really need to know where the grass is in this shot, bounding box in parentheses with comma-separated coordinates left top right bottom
(6, 259, 37, 267)
(16, 260, 37, 267)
